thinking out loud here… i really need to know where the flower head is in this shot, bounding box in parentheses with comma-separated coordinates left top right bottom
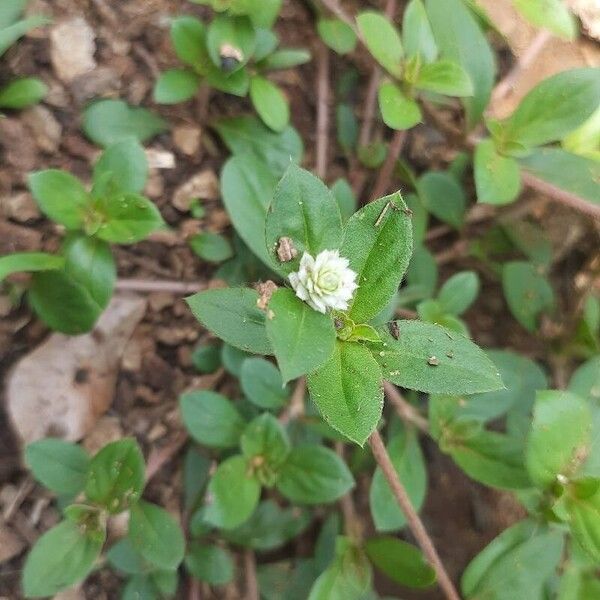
(288, 250, 358, 313)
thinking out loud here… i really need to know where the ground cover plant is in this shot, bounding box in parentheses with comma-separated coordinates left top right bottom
(0, 0, 599, 599)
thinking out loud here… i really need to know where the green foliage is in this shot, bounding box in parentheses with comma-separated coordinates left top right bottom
(190, 231, 234, 262)
(356, 11, 403, 77)
(249, 75, 289, 132)
(378, 81, 422, 130)
(240, 357, 290, 409)
(512, 0, 576, 39)
(418, 171, 466, 228)
(185, 542, 234, 584)
(317, 18, 357, 54)
(0, 252, 63, 281)
(0, 77, 46, 109)
(474, 139, 522, 205)
(154, 69, 201, 103)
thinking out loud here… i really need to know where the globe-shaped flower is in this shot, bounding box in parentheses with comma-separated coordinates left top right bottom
(288, 250, 358, 313)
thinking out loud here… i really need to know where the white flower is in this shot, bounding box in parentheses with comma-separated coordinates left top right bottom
(288, 250, 358, 313)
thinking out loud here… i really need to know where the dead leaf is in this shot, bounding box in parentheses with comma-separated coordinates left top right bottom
(6, 295, 146, 445)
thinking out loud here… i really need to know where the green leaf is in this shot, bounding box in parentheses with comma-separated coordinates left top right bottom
(191, 343, 222, 373)
(265, 164, 342, 274)
(417, 171, 466, 229)
(106, 538, 147, 575)
(377, 81, 422, 130)
(82, 99, 167, 147)
(180, 390, 246, 448)
(356, 11, 403, 77)
(526, 390, 591, 486)
(474, 139, 521, 205)
(206, 14, 256, 71)
(307, 341, 383, 446)
(121, 576, 158, 600)
(170, 16, 207, 68)
(0, 252, 63, 281)
(341, 193, 413, 323)
(570, 356, 600, 404)
(154, 69, 200, 104)
(221, 344, 252, 377)
(437, 271, 479, 316)
(425, 0, 496, 128)
(260, 48, 311, 70)
(0, 15, 47, 57)
(22, 520, 104, 598)
(190, 231, 233, 262)
(28, 170, 90, 229)
(25, 439, 89, 496)
(183, 447, 211, 511)
(513, 0, 576, 40)
(240, 357, 290, 409)
(332, 178, 357, 222)
(336, 103, 358, 154)
(0, 77, 46, 109)
(415, 60, 473, 96)
(93, 139, 149, 194)
(503, 68, 600, 148)
(519, 148, 600, 207)
(277, 445, 354, 504)
(566, 489, 600, 562)
(223, 500, 311, 550)
(317, 18, 357, 54)
(185, 542, 234, 585)
(266, 288, 336, 383)
(186, 287, 272, 354)
(365, 536, 435, 588)
(232, 0, 282, 28)
(0, 0, 27, 30)
(370, 429, 427, 531)
(502, 261, 554, 331)
(85, 438, 145, 513)
(129, 501, 185, 570)
(402, 0, 437, 62)
(215, 115, 303, 175)
(373, 320, 503, 394)
(204, 455, 261, 529)
(250, 75, 289, 132)
(461, 520, 564, 600)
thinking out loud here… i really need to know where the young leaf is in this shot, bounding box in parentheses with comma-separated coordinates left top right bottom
(28, 170, 90, 229)
(93, 139, 149, 194)
(240, 357, 290, 410)
(437, 271, 480, 316)
(185, 542, 234, 585)
(129, 501, 185, 570)
(341, 193, 413, 323)
(373, 320, 503, 394)
(0, 252, 63, 281)
(414, 60, 473, 96)
(203, 455, 261, 529)
(356, 11, 403, 77)
(189, 232, 233, 262)
(402, 0, 437, 62)
(277, 445, 354, 504)
(266, 288, 336, 383)
(82, 99, 167, 147)
(154, 69, 201, 104)
(85, 438, 145, 513)
(265, 164, 343, 274)
(186, 287, 272, 354)
(260, 48, 312, 70)
(370, 430, 427, 531)
(526, 390, 591, 486)
(307, 341, 384, 446)
(22, 520, 104, 598)
(0, 77, 46, 109)
(206, 14, 256, 71)
(180, 390, 246, 448)
(170, 15, 207, 68)
(250, 75, 289, 132)
(378, 81, 422, 130)
(502, 261, 554, 331)
(317, 18, 357, 54)
(513, 0, 576, 39)
(425, 0, 496, 128)
(474, 139, 521, 205)
(25, 439, 89, 496)
(417, 171, 466, 229)
(365, 536, 435, 588)
(503, 68, 600, 148)
(191, 343, 222, 373)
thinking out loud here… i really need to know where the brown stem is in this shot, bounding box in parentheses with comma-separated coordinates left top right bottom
(335, 442, 364, 540)
(369, 431, 461, 600)
(243, 549, 259, 600)
(115, 279, 204, 294)
(370, 130, 407, 201)
(357, 69, 382, 150)
(383, 382, 429, 434)
(279, 377, 306, 425)
(315, 44, 331, 180)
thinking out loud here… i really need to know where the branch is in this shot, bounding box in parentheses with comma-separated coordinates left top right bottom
(369, 430, 461, 600)
(315, 44, 331, 180)
(243, 549, 259, 600)
(369, 129, 407, 201)
(383, 381, 429, 434)
(115, 279, 204, 294)
(279, 377, 306, 425)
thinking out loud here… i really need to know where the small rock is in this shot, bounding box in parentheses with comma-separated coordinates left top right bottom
(172, 170, 219, 212)
(0, 220, 42, 254)
(0, 192, 40, 222)
(146, 148, 175, 170)
(70, 67, 120, 104)
(148, 292, 174, 312)
(82, 416, 123, 455)
(173, 125, 202, 156)
(50, 18, 97, 83)
(0, 525, 25, 563)
(0, 119, 38, 171)
(21, 106, 62, 153)
(147, 422, 167, 442)
(6, 296, 147, 445)
(145, 172, 164, 199)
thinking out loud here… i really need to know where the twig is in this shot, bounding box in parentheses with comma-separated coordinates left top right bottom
(115, 279, 204, 294)
(279, 377, 306, 425)
(370, 129, 407, 201)
(357, 69, 382, 150)
(335, 442, 363, 540)
(3, 477, 34, 522)
(369, 430, 461, 600)
(315, 44, 331, 180)
(383, 382, 429, 434)
(491, 30, 553, 105)
(243, 549, 259, 600)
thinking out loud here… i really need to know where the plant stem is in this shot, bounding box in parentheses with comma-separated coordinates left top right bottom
(369, 430, 461, 600)
(315, 44, 331, 180)
(383, 382, 429, 434)
(243, 549, 259, 600)
(115, 279, 203, 294)
(369, 129, 407, 201)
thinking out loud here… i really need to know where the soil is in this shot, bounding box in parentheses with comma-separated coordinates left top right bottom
(1, 1, 599, 599)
